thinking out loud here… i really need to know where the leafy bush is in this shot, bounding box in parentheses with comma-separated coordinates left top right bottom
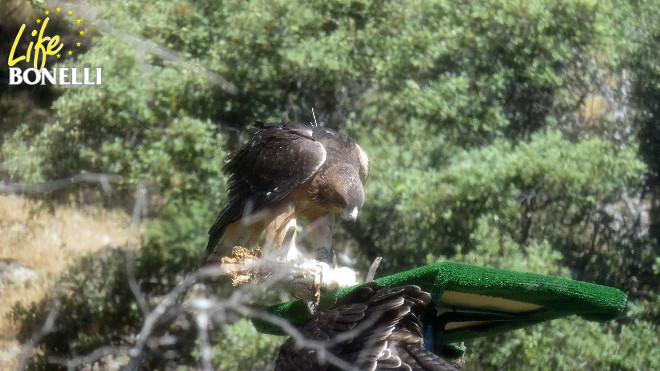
(214, 319, 282, 371)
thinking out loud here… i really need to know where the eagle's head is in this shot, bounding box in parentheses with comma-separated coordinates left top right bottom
(338, 167, 365, 222)
(304, 125, 369, 223)
(314, 163, 365, 221)
(341, 142, 369, 221)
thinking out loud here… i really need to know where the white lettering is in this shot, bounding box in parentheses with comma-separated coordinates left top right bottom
(71, 68, 82, 85)
(58, 68, 70, 85)
(23, 68, 40, 85)
(83, 68, 92, 85)
(6, 67, 103, 85)
(40, 68, 56, 85)
(9, 67, 22, 85)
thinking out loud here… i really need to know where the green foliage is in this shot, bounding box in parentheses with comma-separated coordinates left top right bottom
(468, 298, 660, 371)
(214, 319, 282, 371)
(369, 129, 648, 281)
(628, 1, 660, 242)
(2, 3, 226, 204)
(1, 124, 47, 183)
(145, 198, 219, 253)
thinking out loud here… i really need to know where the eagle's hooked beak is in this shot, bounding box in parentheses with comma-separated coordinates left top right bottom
(341, 207, 359, 222)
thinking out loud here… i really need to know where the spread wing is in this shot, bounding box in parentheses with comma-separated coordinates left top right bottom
(204, 122, 326, 260)
(275, 284, 460, 371)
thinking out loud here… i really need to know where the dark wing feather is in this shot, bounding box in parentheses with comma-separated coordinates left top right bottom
(204, 122, 326, 259)
(387, 287, 459, 370)
(398, 343, 459, 371)
(275, 284, 460, 371)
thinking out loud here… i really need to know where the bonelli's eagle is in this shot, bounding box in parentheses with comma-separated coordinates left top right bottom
(202, 118, 369, 266)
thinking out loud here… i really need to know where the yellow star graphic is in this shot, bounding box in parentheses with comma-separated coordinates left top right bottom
(56, 7, 61, 12)
(36, 19, 41, 23)
(79, 30, 84, 35)
(57, 54, 61, 58)
(68, 50, 72, 55)
(45, 11, 49, 15)
(77, 19, 81, 23)
(76, 42, 81, 47)
(68, 11, 72, 15)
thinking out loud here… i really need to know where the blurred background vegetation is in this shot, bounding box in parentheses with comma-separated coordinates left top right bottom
(1, 0, 658, 369)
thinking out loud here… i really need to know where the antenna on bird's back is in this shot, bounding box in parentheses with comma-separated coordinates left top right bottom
(311, 108, 319, 127)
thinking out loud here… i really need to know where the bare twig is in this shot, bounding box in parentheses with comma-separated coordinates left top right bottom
(125, 181, 150, 317)
(16, 305, 59, 371)
(233, 304, 365, 371)
(47, 346, 131, 370)
(18, 252, 379, 370)
(125, 265, 229, 370)
(119, 261, 373, 370)
(0, 173, 121, 194)
(189, 298, 213, 371)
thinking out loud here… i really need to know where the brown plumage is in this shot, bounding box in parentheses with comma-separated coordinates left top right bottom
(275, 284, 460, 371)
(202, 118, 369, 265)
